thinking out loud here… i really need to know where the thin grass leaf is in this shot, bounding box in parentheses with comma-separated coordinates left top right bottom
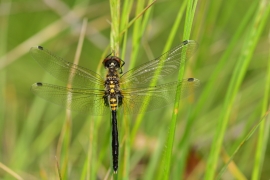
(220, 148, 248, 180)
(129, 0, 157, 143)
(32, 112, 65, 156)
(175, 2, 257, 179)
(0, 0, 9, 170)
(159, 1, 198, 179)
(58, 111, 71, 180)
(110, 0, 120, 56)
(251, 9, 270, 179)
(142, 130, 166, 180)
(0, 162, 24, 180)
(129, 0, 145, 69)
(120, 0, 133, 63)
(11, 74, 51, 169)
(119, 0, 156, 37)
(216, 110, 270, 179)
(119, 2, 132, 178)
(120, 115, 130, 180)
(204, 1, 270, 179)
(55, 156, 63, 180)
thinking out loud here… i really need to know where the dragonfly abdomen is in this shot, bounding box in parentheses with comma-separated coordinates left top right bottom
(105, 67, 122, 173)
(111, 110, 119, 173)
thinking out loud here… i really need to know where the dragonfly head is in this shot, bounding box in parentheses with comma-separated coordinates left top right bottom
(103, 56, 125, 74)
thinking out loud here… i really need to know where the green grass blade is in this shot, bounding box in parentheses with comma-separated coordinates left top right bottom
(0, 0, 10, 166)
(216, 110, 270, 179)
(251, 5, 270, 179)
(160, 1, 198, 179)
(174, 2, 258, 179)
(163, 0, 188, 54)
(142, 129, 166, 180)
(11, 74, 51, 170)
(110, 0, 120, 56)
(204, 1, 270, 179)
(129, 0, 156, 143)
(58, 113, 71, 180)
(120, 115, 130, 180)
(130, 0, 188, 146)
(119, 4, 132, 177)
(129, 0, 145, 69)
(120, 0, 133, 63)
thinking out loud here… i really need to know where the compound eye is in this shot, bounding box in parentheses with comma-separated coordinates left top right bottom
(105, 61, 111, 68)
(115, 62, 120, 68)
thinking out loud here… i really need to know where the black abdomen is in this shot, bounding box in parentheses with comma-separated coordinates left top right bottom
(111, 110, 119, 173)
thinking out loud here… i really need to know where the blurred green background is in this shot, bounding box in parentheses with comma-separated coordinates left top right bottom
(0, 0, 269, 179)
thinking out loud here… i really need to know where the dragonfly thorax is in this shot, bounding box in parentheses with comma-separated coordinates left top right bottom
(103, 65, 123, 111)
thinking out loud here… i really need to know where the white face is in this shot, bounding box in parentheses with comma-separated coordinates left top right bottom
(108, 61, 120, 70)
(109, 62, 116, 68)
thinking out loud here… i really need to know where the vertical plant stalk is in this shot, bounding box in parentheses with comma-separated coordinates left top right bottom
(0, 162, 23, 180)
(161, 0, 198, 179)
(0, 0, 10, 166)
(121, 114, 130, 179)
(251, 8, 270, 179)
(119, 0, 133, 61)
(216, 110, 270, 179)
(204, 0, 270, 179)
(129, 0, 145, 68)
(110, 0, 120, 177)
(175, 2, 257, 179)
(128, 0, 156, 143)
(119, 1, 133, 178)
(121, 0, 156, 146)
(110, 0, 120, 56)
(57, 18, 88, 179)
(119, 0, 156, 37)
(72, 19, 97, 180)
(55, 156, 63, 180)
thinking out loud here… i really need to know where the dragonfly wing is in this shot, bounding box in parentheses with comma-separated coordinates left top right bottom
(31, 83, 108, 116)
(121, 78, 200, 115)
(120, 40, 198, 88)
(30, 46, 104, 89)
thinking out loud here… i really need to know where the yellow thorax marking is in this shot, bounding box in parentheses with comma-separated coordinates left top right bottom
(110, 89, 115, 93)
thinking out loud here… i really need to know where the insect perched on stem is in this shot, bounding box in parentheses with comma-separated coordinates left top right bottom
(30, 40, 200, 173)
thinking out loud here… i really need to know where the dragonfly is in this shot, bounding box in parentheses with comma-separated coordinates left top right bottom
(30, 40, 200, 173)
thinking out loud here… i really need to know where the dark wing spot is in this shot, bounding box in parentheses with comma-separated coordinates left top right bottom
(36, 82, 43, 86)
(37, 46, 44, 50)
(187, 78, 194, 82)
(183, 40, 189, 45)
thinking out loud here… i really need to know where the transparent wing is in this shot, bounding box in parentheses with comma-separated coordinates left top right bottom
(31, 83, 108, 116)
(30, 46, 104, 89)
(120, 78, 200, 115)
(120, 40, 198, 88)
